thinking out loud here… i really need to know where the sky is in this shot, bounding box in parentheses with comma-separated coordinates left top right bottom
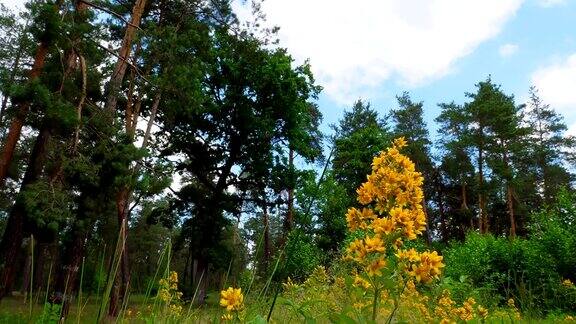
(2, 0, 576, 142)
(232, 0, 576, 141)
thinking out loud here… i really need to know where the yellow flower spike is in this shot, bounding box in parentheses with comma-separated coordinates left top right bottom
(220, 287, 244, 312)
(393, 137, 407, 148)
(563, 279, 574, 287)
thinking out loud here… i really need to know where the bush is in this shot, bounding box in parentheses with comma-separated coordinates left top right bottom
(442, 190, 576, 316)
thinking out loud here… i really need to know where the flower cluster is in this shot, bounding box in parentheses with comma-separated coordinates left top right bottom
(157, 271, 183, 317)
(396, 249, 444, 283)
(352, 137, 426, 239)
(434, 290, 488, 323)
(220, 287, 244, 321)
(344, 138, 444, 284)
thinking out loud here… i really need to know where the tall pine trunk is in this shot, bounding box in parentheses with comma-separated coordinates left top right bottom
(0, 123, 51, 299)
(0, 43, 50, 188)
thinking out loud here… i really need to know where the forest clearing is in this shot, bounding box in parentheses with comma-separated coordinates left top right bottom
(0, 0, 575, 323)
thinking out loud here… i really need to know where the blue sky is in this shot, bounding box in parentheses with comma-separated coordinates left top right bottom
(233, 0, 576, 142)
(3, 0, 576, 142)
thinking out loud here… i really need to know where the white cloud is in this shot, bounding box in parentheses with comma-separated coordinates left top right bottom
(531, 54, 576, 120)
(234, 0, 523, 105)
(499, 43, 519, 57)
(537, 0, 566, 8)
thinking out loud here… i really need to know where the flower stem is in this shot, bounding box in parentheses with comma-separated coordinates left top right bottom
(372, 287, 379, 322)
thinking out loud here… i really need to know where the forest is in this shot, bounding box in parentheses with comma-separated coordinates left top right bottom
(0, 0, 575, 323)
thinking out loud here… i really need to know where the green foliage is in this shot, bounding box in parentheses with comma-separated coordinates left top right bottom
(279, 229, 322, 281)
(443, 196, 576, 315)
(22, 180, 72, 238)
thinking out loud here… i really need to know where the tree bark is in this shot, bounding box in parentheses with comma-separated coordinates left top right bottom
(104, 0, 147, 117)
(285, 148, 294, 233)
(262, 199, 271, 271)
(0, 43, 50, 188)
(0, 29, 25, 133)
(0, 122, 51, 299)
(434, 171, 448, 242)
(478, 139, 488, 234)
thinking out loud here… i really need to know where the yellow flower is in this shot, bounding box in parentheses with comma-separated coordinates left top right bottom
(563, 279, 574, 288)
(566, 315, 574, 321)
(221, 313, 234, 321)
(169, 304, 182, 317)
(396, 248, 420, 262)
(477, 305, 488, 319)
(364, 235, 385, 253)
(169, 271, 178, 284)
(220, 287, 244, 311)
(353, 275, 371, 289)
(393, 137, 407, 148)
(507, 298, 515, 308)
(409, 251, 444, 283)
(282, 277, 299, 290)
(366, 258, 387, 277)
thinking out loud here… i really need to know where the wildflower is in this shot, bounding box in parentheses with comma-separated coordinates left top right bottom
(364, 235, 385, 253)
(353, 275, 371, 289)
(563, 279, 574, 288)
(507, 298, 515, 308)
(396, 248, 420, 262)
(220, 287, 244, 311)
(169, 304, 182, 316)
(477, 305, 488, 319)
(409, 251, 444, 283)
(282, 277, 299, 290)
(566, 315, 574, 321)
(221, 313, 234, 321)
(366, 258, 387, 277)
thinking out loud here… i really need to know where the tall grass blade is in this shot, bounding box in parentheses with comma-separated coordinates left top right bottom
(97, 219, 127, 323)
(41, 262, 53, 324)
(28, 235, 34, 322)
(246, 221, 267, 295)
(186, 269, 204, 318)
(76, 257, 85, 324)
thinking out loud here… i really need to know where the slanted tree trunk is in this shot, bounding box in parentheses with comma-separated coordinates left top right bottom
(104, 0, 147, 116)
(0, 122, 51, 299)
(0, 27, 26, 132)
(103, 0, 148, 316)
(0, 41, 50, 188)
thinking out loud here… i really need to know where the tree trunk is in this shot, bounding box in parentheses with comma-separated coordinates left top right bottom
(0, 123, 51, 299)
(478, 142, 488, 234)
(0, 44, 50, 188)
(108, 189, 131, 317)
(104, 0, 147, 117)
(285, 148, 294, 233)
(0, 31, 25, 132)
(507, 184, 516, 237)
(51, 228, 89, 317)
(262, 198, 271, 272)
(435, 172, 448, 242)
